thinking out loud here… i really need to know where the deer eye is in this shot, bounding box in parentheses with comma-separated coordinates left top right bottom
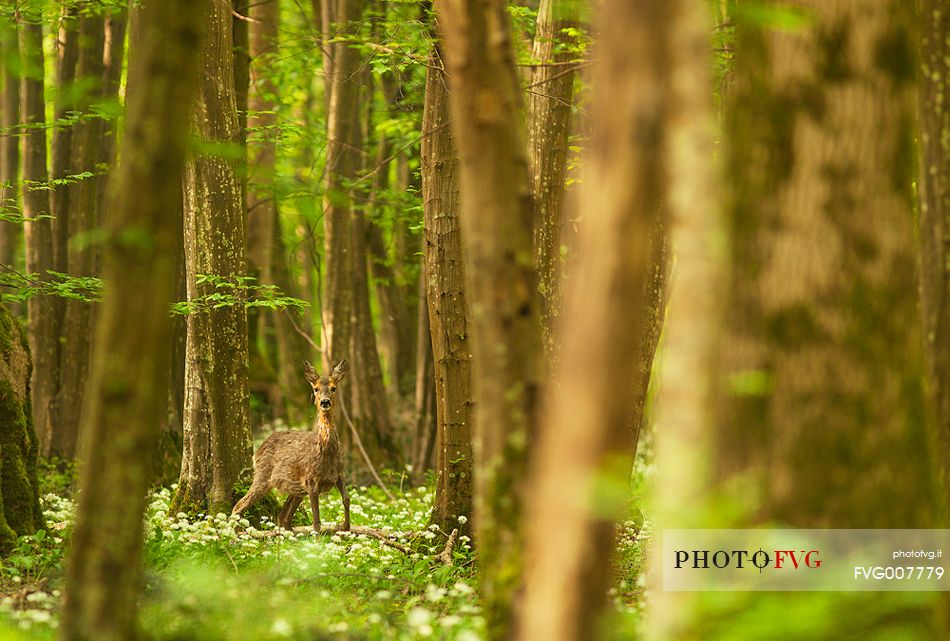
(330, 385, 336, 392)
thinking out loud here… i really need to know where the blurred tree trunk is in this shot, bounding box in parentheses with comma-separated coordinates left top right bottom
(54, 12, 108, 460)
(421, 59, 473, 530)
(713, 0, 940, 526)
(527, 0, 577, 361)
(436, 0, 544, 636)
(173, 0, 253, 516)
(518, 1, 670, 639)
(59, 1, 205, 639)
(17, 13, 58, 470)
(918, 0, 950, 500)
(0, 24, 19, 268)
(0, 303, 44, 555)
(322, 0, 363, 380)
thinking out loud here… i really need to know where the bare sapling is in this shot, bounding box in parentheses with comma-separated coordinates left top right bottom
(233, 360, 351, 531)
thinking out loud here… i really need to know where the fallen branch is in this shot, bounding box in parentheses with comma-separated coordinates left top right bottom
(435, 528, 459, 565)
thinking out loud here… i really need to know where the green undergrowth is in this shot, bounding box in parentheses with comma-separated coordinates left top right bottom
(0, 461, 651, 641)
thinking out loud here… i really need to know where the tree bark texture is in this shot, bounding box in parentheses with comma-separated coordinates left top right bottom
(174, 0, 254, 516)
(421, 60, 473, 532)
(918, 0, 950, 502)
(412, 272, 436, 476)
(16, 15, 58, 469)
(527, 0, 577, 361)
(517, 1, 672, 639)
(0, 304, 43, 554)
(59, 2, 206, 640)
(434, 1, 544, 637)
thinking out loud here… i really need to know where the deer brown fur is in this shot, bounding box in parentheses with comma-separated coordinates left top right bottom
(232, 360, 350, 531)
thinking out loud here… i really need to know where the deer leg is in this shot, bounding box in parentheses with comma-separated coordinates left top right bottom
(308, 488, 321, 533)
(232, 481, 270, 517)
(336, 479, 350, 532)
(277, 495, 303, 529)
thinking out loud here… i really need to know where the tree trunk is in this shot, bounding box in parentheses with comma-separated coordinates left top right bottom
(648, 2, 945, 638)
(321, 0, 363, 374)
(173, 0, 254, 516)
(0, 24, 19, 269)
(59, 1, 206, 639)
(54, 13, 107, 460)
(16, 13, 58, 469)
(246, 0, 311, 424)
(517, 1, 671, 639)
(421, 59, 473, 531)
(527, 0, 577, 361)
(918, 0, 950, 500)
(435, 0, 544, 636)
(0, 303, 43, 554)
(412, 272, 436, 477)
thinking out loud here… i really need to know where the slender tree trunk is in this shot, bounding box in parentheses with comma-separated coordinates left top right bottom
(918, 0, 950, 500)
(0, 24, 19, 268)
(246, 0, 310, 423)
(435, 1, 544, 636)
(322, 0, 363, 374)
(17, 13, 58, 473)
(54, 13, 107, 459)
(412, 272, 436, 477)
(59, 1, 206, 639)
(173, 0, 254, 516)
(527, 0, 577, 360)
(518, 1, 672, 639)
(421, 59, 473, 531)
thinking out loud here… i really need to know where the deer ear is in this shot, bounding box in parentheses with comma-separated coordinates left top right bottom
(303, 360, 319, 385)
(331, 359, 347, 382)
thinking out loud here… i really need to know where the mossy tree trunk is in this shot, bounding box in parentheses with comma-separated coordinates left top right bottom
(59, 2, 206, 639)
(174, 0, 254, 516)
(918, 0, 950, 502)
(0, 304, 43, 554)
(517, 1, 672, 639)
(435, 0, 545, 636)
(421, 57, 474, 532)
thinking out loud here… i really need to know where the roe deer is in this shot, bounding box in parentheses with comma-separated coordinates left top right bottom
(232, 360, 350, 531)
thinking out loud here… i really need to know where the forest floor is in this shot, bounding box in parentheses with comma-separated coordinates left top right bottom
(0, 460, 649, 641)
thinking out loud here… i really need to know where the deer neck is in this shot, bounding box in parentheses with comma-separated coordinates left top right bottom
(316, 409, 336, 434)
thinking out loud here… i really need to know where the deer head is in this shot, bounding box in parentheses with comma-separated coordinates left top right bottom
(304, 360, 347, 412)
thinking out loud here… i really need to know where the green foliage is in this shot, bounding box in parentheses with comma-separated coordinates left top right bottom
(172, 275, 309, 316)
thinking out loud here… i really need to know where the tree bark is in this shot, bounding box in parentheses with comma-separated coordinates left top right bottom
(918, 0, 950, 501)
(412, 271, 436, 476)
(434, 1, 544, 636)
(0, 24, 19, 268)
(59, 1, 206, 639)
(421, 59, 473, 531)
(173, 0, 254, 516)
(517, 1, 671, 639)
(0, 303, 43, 554)
(54, 12, 108, 459)
(16, 13, 58, 471)
(527, 0, 578, 361)
(321, 0, 364, 374)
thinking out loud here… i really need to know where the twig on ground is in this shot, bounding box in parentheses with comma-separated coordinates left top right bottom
(435, 528, 458, 565)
